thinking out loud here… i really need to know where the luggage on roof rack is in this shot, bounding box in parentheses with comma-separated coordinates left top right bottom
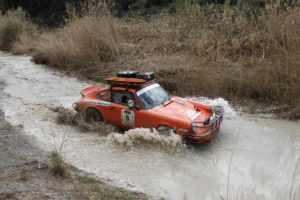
(136, 72, 155, 81)
(117, 70, 139, 78)
(115, 70, 155, 83)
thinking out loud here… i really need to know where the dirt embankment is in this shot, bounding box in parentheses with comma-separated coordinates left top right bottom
(0, 110, 148, 200)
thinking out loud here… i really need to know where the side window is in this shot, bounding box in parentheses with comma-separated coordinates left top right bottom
(112, 91, 135, 106)
(97, 91, 111, 102)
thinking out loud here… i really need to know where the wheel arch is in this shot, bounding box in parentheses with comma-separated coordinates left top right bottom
(156, 124, 178, 134)
(85, 106, 104, 121)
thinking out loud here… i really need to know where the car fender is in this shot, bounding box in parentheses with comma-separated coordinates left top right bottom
(84, 105, 107, 119)
(80, 85, 104, 97)
(149, 112, 190, 135)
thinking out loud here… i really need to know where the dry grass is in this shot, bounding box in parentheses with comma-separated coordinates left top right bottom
(2, 3, 300, 118)
(187, 6, 300, 104)
(51, 151, 65, 177)
(32, 15, 122, 72)
(10, 32, 40, 55)
(0, 8, 37, 51)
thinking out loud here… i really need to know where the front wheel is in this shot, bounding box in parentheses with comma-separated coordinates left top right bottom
(156, 125, 176, 136)
(85, 108, 104, 123)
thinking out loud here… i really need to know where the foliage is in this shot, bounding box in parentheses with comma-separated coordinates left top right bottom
(51, 151, 65, 177)
(0, 0, 84, 27)
(0, 8, 37, 51)
(0, 20, 22, 50)
(78, 176, 98, 184)
(1, 0, 298, 26)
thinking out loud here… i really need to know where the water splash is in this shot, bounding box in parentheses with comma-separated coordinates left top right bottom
(52, 106, 116, 135)
(50, 106, 184, 153)
(187, 97, 238, 118)
(108, 128, 184, 153)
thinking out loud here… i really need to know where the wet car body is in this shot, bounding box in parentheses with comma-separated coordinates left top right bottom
(73, 71, 224, 143)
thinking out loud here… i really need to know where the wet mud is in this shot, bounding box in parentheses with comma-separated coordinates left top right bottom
(0, 52, 299, 200)
(0, 64, 148, 200)
(0, 110, 72, 200)
(51, 106, 116, 134)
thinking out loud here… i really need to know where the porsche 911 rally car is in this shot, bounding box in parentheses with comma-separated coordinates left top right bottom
(72, 70, 224, 143)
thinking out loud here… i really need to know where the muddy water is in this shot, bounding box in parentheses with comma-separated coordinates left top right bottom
(0, 52, 299, 200)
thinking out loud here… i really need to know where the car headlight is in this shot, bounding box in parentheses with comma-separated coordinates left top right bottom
(209, 113, 216, 122)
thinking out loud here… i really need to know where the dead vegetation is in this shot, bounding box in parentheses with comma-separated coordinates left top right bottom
(1, 2, 300, 118)
(51, 151, 66, 177)
(0, 8, 37, 51)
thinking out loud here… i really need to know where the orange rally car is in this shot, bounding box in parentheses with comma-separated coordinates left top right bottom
(72, 70, 224, 143)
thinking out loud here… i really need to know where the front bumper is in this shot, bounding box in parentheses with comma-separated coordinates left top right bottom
(186, 106, 224, 143)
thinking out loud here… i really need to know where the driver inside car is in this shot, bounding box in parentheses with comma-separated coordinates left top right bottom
(121, 95, 130, 104)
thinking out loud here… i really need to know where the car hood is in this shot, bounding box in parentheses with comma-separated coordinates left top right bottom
(152, 99, 208, 122)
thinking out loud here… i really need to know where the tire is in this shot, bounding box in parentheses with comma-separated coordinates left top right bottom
(85, 107, 104, 123)
(156, 125, 175, 136)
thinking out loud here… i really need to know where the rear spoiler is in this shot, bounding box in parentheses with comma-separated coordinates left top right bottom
(80, 85, 104, 97)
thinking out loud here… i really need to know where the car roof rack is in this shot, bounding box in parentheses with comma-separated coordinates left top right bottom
(105, 77, 147, 87)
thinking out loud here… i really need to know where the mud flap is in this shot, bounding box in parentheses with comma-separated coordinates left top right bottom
(121, 109, 134, 127)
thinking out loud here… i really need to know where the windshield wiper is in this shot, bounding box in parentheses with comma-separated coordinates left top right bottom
(163, 96, 173, 107)
(160, 95, 167, 105)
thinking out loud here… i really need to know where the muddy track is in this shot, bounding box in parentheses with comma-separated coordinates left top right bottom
(0, 111, 148, 200)
(0, 109, 71, 199)
(0, 63, 147, 200)
(0, 52, 299, 200)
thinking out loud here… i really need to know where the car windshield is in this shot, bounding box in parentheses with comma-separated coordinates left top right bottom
(136, 83, 171, 109)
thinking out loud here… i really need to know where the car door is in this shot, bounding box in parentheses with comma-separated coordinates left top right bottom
(109, 90, 136, 129)
(133, 108, 157, 129)
(94, 90, 113, 122)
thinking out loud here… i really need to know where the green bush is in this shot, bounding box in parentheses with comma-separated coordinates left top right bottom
(0, 20, 23, 50)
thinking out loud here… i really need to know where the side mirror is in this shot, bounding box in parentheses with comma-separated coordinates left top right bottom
(127, 100, 134, 108)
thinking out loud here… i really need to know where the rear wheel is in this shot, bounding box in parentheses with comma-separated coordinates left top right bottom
(85, 108, 104, 123)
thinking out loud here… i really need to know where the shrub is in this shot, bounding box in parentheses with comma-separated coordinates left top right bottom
(33, 15, 122, 70)
(0, 20, 23, 50)
(78, 176, 98, 184)
(51, 151, 65, 177)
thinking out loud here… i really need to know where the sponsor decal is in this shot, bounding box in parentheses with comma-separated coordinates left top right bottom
(85, 100, 110, 107)
(186, 109, 196, 118)
(186, 109, 200, 120)
(191, 112, 200, 120)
